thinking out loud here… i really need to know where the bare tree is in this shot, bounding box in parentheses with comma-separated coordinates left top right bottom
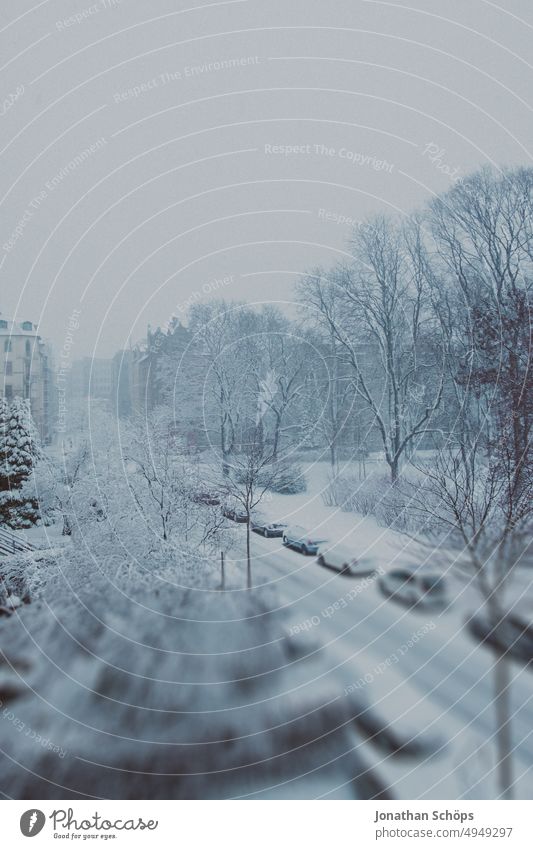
(189, 302, 258, 475)
(410, 428, 532, 799)
(430, 166, 533, 483)
(214, 438, 296, 590)
(251, 307, 312, 461)
(303, 218, 444, 482)
(407, 167, 533, 799)
(298, 272, 360, 471)
(125, 409, 228, 553)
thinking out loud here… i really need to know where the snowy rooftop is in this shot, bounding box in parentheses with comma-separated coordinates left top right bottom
(0, 318, 39, 336)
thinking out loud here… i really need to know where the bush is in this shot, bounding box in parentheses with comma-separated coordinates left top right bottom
(0, 548, 64, 604)
(323, 472, 424, 533)
(322, 472, 382, 514)
(234, 463, 307, 493)
(269, 464, 307, 494)
(0, 579, 361, 799)
(0, 491, 41, 529)
(2, 560, 31, 604)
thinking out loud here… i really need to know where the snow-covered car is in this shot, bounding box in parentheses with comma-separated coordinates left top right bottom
(317, 543, 376, 576)
(222, 505, 248, 523)
(378, 569, 447, 610)
(251, 519, 288, 538)
(467, 611, 533, 665)
(192, 491, 221, 506)
(282, 525, 328, 555)
(344, 654, 498, 798)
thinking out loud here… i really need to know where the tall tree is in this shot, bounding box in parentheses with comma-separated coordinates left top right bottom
(252, 307, 311, 461)
(0, 398, 42, 527)
(188, 302, 258, 475)
(0, 397, 9, 492)
(303, 218, 444, 481)
(431, 167, 533, 486)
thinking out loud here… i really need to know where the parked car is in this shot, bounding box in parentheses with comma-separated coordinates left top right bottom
(317, 543, 376, 577)
(467, 611, 533, 665)
(222, 504, 248, 523)
(251, 519, 288, 538)
(378, 569, 447, 609)
(282, 525, 328, 555)
(192, 491, 220, 507)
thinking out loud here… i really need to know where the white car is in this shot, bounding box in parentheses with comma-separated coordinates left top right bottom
(317, 543, 376, 576)
(282, 525, 328, 555)
(251, 519, 288, 538)
(379, 568, 447, 609)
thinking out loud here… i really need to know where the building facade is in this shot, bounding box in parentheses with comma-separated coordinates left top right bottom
(68, 357, 114, 402)
(0, 317, 53, 443)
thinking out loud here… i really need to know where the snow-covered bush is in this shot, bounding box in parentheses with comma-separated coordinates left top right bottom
(268, 463, 307, 493)
(323, 472, 383, 514)
(0, 576, 364, 799)
(0, 398, 42, 528)
(323, 472, 426, 533)
(235, 462, 306, 494)
(0, 548, 64, 608)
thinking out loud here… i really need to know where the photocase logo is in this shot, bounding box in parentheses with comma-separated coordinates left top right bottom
(20, 810, 46, 837)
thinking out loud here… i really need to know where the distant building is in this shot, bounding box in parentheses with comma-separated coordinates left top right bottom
(0, 317, 53, 443)
(68, 357, 114, 402)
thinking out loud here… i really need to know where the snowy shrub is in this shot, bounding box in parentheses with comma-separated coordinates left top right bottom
(267, 463, 307, 493)
(323, 472, 426, 533)
(234, 461, 307, 493)
(0, 579, 365, 799)
(0, 398, 42, 528)
(0, 556, 30, 605)
(322, 472, 382, 514)
(0, 548, 63, 607)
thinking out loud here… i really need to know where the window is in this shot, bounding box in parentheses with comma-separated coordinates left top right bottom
(0, 320, 7, 329)
(4, 385, 13, 400)
(5, 362, 12, 375)
(21, 321, 33, 331)
(25, 340, 31, 357)
(4, 339, 11, 352)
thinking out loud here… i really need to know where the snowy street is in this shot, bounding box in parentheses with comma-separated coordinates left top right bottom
(226, 524, 533, 798)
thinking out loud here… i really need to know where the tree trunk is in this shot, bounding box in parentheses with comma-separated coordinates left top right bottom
(272, 413, 281, 463)
(222, 453, 230, 477)
(221, 415, 231, 476)
(509, 350, 523, 477)
(493, 648, 515, 799)
(329, 436, 337, 473)
(390, 457, 399, 484)
(246, 518, 252, 590)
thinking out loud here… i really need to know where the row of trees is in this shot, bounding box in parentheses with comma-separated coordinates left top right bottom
(153, 165, 532, 798)
(304, 166, 532, 800)
(152, 168, 529, 497)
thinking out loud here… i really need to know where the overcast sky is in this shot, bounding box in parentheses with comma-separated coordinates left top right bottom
(1, 0, 532, 358)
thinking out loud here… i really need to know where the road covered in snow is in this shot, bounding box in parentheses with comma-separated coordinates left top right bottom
(224, 460, 533, 799)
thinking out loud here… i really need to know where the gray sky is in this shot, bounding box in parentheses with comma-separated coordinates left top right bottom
(1, 0, 532, 357)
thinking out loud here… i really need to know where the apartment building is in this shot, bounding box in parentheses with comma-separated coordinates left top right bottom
(68, 357, 114, 401)
(0, 317, 53, 443)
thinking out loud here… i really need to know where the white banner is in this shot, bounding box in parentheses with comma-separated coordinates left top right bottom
(1, 800, 529, 847)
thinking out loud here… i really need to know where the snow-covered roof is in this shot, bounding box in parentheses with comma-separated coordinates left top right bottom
(0, 318, 39, 336)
